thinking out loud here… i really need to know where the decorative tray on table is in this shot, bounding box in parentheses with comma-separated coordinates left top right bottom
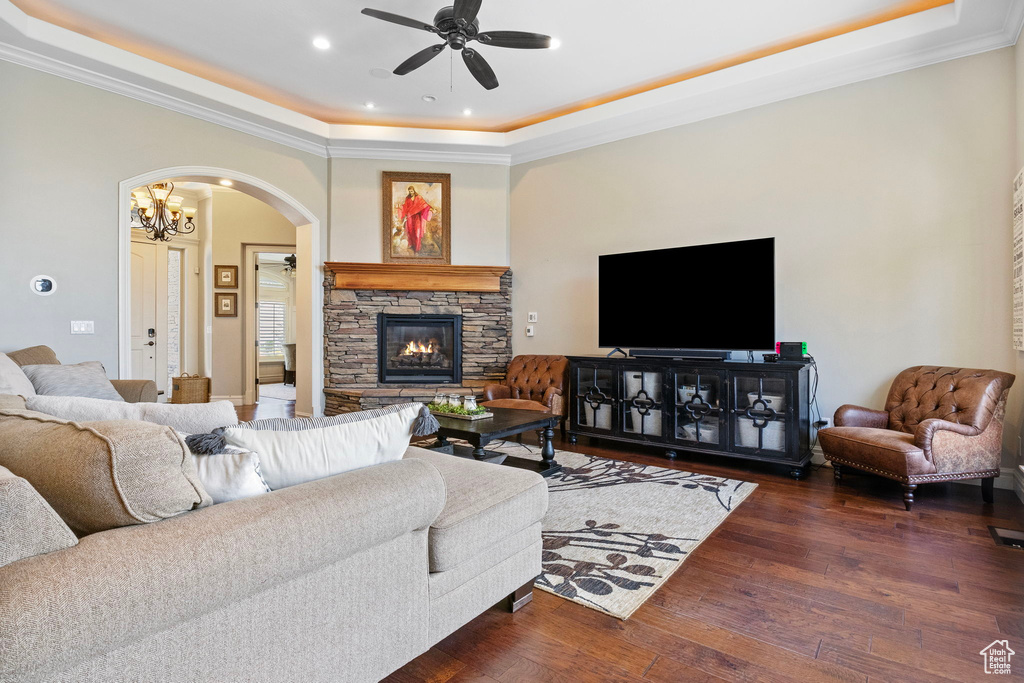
(428, 404, 493, 421)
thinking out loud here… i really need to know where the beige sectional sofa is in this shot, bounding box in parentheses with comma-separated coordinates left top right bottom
(0, 405, 546, 682)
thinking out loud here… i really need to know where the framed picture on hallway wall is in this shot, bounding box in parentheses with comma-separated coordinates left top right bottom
(215, 265, 239, 288)
(381, 171, 451, 265)
(215, 293, 237, 317)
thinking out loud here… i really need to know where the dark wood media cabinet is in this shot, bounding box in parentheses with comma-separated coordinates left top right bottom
(567, 355, 812, 478)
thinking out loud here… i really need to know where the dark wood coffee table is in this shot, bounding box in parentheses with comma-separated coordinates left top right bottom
(429, 407, 562, 477)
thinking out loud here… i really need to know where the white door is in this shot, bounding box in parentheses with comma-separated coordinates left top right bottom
(130, 242, 158, 384)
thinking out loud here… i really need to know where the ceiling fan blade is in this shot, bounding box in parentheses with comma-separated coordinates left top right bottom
(360, 8, 437, 33)
(393, 44, 446, 75)
(453, 0, 482, 25)
(462, 48, 498, 90)
(476, 31, 551, 49)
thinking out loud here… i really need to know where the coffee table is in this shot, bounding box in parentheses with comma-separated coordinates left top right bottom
(428, 407, 562, 477)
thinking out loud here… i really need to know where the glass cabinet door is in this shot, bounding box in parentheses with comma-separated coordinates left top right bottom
(731, 374, 791, 453)
(620, 369, 663, 439)
(573, 366, 615, 434)
(671, 369, 725, 449)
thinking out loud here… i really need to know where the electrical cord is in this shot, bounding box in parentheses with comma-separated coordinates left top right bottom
(807, 354, 823, 456)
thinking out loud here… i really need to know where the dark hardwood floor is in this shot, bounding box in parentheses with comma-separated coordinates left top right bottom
(385, 435, 1024, 683)
(236, 397, 294, 421)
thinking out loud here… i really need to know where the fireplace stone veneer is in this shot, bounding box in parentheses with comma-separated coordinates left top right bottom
(323, 270, 512, 415)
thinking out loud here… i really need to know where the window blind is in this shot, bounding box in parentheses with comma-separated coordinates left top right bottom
(258, 300, 286, 357)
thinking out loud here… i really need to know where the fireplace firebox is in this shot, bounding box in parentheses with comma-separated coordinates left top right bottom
(378, 313, 462, 384)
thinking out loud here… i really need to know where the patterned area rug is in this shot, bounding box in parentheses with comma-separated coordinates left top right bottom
(486, 440, 756, 620)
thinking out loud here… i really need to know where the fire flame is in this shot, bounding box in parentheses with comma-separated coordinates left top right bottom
(401, 340, 435, 356)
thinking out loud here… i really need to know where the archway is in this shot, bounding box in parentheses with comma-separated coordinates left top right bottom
(117, 166, 323, 417)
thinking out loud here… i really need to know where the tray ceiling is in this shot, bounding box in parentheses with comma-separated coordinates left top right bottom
(8, 0, 956, 131)
(1, 0, 1021, 162)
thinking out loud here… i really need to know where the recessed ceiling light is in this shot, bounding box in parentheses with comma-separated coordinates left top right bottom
(422, 94, 437, 103)
(219, 179, 233, 187)
(549, 37, 561, 50)
(365, 102, 376, 109)
(462, 108, 472, 116)
(312, 36, 331, 50)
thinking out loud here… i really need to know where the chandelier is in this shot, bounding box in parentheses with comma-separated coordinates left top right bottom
(131, 182, 196, 242)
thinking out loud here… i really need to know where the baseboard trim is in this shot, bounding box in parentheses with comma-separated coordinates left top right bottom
(211, 395, 244, 407)
(1014, 466, 1024, 504)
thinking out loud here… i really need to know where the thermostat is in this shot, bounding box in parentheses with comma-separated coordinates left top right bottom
(29, 275, 57, 296)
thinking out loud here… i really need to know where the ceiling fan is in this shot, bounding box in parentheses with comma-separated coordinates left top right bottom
(360, 0, 551, 90)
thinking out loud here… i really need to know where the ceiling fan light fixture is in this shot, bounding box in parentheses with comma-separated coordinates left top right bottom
(549, 37, 561, 50)
(312, 36, 331, 50)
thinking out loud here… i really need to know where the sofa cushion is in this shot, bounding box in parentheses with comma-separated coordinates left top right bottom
(404, 446, 548, 572)
(0, 394, 27, 411)
(0, 465, 78, 568)
(7, 345, 60, 367)
(0, 354, 35, 397)
(26, 395, 238, 434)
(0, 410, 211, 535)
(819, 426, 936, 479)
(21, 361, 124, 402)
(222, 404, 427, 490)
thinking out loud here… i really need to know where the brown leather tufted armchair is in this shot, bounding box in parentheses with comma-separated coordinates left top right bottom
(819, 366, 1014, 510)
(482, 355, 569, 430)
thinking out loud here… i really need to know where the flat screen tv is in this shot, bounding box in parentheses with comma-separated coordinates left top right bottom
(598, 237, 775, 351)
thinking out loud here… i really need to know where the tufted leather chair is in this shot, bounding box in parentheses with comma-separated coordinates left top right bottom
(819, 366, 1014, 510)
(482, 355, 569, 429)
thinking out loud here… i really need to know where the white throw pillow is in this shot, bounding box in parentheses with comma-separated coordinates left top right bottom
(25, 395, 238, 434)
(21, 362, 123, 401)
(0, 353, 36, 397)
(191, 450, 271, 504)
(221, 403, 425, 490)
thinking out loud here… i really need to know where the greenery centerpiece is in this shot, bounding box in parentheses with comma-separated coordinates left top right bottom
(429, 401, 489, 417)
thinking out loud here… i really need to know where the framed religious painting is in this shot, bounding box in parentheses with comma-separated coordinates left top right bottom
(381, 171, 451, 264)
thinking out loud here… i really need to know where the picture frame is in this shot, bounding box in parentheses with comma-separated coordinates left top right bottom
(381, 171, 451, 265)
(215, 292, 237, 317)
(214, 265, 238, 289)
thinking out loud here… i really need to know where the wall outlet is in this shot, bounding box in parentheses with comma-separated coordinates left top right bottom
(70, 321, 95, 335)
(527, 312, 538, 323)
(525, 325, 535, 337)
(813, 417, 831, 429)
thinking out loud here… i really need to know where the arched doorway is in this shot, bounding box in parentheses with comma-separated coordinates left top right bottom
(117, 166, 323, 417)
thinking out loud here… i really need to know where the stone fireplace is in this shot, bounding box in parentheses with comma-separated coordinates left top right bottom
(323, 264, 512, 415)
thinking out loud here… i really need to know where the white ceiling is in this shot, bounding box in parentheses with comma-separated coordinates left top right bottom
(1, 0, 1022, 162)
(0, 0, 978, 129)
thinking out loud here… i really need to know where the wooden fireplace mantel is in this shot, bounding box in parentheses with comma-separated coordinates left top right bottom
(325, 262, 509, 293)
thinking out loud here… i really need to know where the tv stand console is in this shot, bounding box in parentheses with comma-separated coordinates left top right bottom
(567, 355, 812, 478)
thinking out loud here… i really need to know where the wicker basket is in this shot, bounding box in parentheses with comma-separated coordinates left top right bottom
(170, 374, 211, 404)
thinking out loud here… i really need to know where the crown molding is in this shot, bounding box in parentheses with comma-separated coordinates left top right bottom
(0, 39, 331, 158)
(326, 145, 511, 166)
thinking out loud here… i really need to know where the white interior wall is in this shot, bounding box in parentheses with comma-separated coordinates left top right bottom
(510, 48, 1020, 469)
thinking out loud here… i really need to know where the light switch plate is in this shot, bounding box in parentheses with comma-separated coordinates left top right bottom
(527, 312, 538, 323)
(525, 325, 535, 337)
(70, 321, 95, 335)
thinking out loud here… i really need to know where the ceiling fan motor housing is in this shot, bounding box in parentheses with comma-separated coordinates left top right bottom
(434, 6, 479, 49)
